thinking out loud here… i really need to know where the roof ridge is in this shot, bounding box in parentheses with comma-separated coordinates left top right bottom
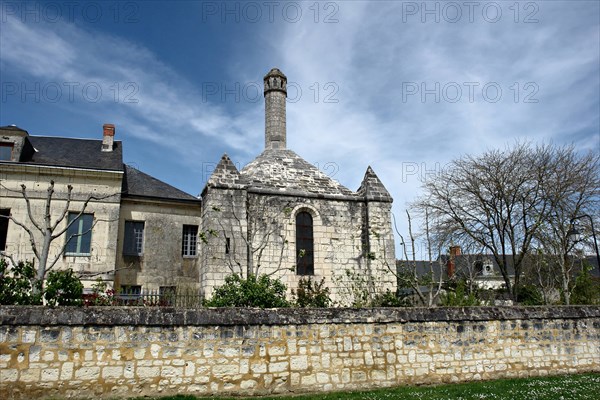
(31, 135, 122, 142)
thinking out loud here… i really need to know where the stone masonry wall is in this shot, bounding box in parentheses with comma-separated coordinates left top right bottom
(115, 199, 202, 292)
(0, 165, 122, 289)
(199, 188, 398, 304)
(0, 306, 598, 399)
(199, 186, 248, 298)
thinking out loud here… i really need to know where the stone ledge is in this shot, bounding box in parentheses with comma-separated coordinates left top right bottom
(0, 306, 598, 327)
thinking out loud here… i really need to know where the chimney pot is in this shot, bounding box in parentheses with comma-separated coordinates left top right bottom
(450, 245, 462, 257)
(447, 246, 461, 278)
(102, 123, 115, 152)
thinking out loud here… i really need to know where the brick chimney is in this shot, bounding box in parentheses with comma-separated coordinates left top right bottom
(102, 123, 115, 152)
(447, 245, 461, 278)
(264, 68, 287, 150)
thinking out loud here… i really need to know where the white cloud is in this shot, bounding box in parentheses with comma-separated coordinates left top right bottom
(0, 15, 263, 165)
(263, 1, 599, 255)
(2, 1, 597, 259)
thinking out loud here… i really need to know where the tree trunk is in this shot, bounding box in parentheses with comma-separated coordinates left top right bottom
(561, 253, 571, 305)
(34, 233, 52, 297)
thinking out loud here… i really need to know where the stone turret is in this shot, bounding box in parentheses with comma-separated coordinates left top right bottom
(264, 68, 287, 150)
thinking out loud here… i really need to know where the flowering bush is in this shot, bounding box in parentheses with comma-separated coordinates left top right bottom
(83, 278, 116, 306)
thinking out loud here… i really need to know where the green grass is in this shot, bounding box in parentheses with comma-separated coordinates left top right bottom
(126, 373, 600, 400)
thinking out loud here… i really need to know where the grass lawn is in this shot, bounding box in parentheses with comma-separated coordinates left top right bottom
(127, 373, 600, 400)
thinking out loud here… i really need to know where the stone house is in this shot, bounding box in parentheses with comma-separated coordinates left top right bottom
(199, 68, 396, 301)
(0, 68, 397, 302)
(0, 124, 202, 296)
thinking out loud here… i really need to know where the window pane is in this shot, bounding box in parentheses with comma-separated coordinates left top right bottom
(133, 223, 144, 254)
(124, 221, 144, 256)
(65, 213, 79, 254)
(120, 285, 141, 295)
(79, 214, 93, 254)
(182, 225, 198, 256)
(0, 209, 9, 251)
(123, 222, 134, 255)
(118, 285, 142, 304)
(0, 144, 12, 161)
(296, 212, 314, 275)
(65, 212, 93, 255)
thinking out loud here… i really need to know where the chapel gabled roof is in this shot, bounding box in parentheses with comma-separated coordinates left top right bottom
(357, 166, 393, 202)
(240, 149, 355, 198)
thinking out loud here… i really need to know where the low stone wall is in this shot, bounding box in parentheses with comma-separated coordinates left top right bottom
(1, 306, 599, 399)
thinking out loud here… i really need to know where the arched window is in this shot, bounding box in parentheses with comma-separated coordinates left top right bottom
(296, 211, 314, 275)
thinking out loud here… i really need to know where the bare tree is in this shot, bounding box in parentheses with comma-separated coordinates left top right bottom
(449, 241, 487, 295)
(395, 209, 446, 307)
(531, 148, 600, 304)
(212, 193, 292, 278)
(418, 142, 599, 302)
(0, 180, 118, 295)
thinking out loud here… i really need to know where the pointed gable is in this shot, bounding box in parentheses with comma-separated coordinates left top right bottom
(205, 153, 243, 189)
(357, 166, 393, 202)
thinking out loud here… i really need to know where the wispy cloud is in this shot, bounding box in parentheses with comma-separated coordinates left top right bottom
(0, 15, 263, 165)
(256, 1, 600, 240)
(1, 1, 598, 257)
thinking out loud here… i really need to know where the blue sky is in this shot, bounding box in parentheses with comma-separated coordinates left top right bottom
(1, 1, 599, 254)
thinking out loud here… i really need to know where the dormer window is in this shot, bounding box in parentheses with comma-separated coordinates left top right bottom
(0, 143, 13, 161)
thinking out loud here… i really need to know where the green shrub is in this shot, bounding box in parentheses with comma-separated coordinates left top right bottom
(515, 284, 544, 305)
(44, 269, 84, 306)
(440, 279, 480, 306)
(204, 274, 290, 308)
(293, 277, 331, 307)
(370, 289, 411, 307)
(0, 259, 42, 305)
(571, 265, 600, 305)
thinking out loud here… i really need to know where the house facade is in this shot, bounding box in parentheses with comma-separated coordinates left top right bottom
(0, 124, 202, 296)
(0, 68, 397, 303)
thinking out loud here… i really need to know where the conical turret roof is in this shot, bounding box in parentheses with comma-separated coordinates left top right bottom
(357, 166, 393, 202)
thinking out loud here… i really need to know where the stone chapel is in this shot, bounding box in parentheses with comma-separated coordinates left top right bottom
(199, 68, 397, 301)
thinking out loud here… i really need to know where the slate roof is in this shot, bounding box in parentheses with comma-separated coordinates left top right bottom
(398, 254, 600, 279)
(122, 165, 199, 203)
(1, 127, 198, 203)
(26, 136, 124, 171)
(396, 254, 514, 281)
(240, 149, 356, 197)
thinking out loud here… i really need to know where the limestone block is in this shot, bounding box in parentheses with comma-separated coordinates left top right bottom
(0, 369, 18, 382)
(290, 355, 308, 371)
(136, 366, 160, 379)
(75, 366, 100, 380)
(102, 366, 123, 379)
